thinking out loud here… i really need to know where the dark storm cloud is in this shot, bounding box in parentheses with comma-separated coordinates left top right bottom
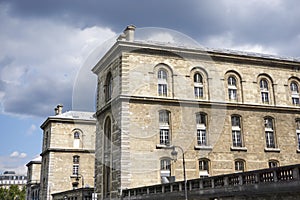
(2, 0, 226, 38)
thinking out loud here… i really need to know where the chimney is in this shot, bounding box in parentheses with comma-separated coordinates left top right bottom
(123, 25, 136, 42)
(55, 104, 63, 115)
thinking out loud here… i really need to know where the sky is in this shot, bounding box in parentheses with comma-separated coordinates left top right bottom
(0, 0, 300, 174)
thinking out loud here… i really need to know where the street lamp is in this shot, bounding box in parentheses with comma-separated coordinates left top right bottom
(167, 145, 188, 200)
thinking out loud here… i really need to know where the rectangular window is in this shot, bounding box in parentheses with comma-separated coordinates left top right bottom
(265, 131, 275, 148)
(160, 129, 169, 145)
(261, 92, 269, 103)
(292, 97, 300, 105)
(73, 165, 79, 175)
(158, 84, 167, 96)
(194, 87, 203, 98)
(197, 129, 206, 145)
(232, 130, 242, 147)
(160, 160, 171, 170)
(228, 89, 237, 100)
(235, 161, 244, 171)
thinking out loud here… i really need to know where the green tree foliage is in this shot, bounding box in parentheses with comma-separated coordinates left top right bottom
(0, 185, 26, 200)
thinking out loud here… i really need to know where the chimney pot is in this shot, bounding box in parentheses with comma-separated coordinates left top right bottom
(55, 104, 63, 115)
(123, 25, 136, 42)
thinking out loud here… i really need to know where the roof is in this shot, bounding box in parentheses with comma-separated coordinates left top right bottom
(40, 111, 96, 129)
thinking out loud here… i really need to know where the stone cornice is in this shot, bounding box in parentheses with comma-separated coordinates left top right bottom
(96, 95, 300, 115)
(92, 40, 300, 75)
(40, 148, 95, 156)
(40, 117, 96, 130)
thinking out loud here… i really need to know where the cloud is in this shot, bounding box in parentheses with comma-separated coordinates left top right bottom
(0, 3, 116, 117)
(9, 151, 27, 159)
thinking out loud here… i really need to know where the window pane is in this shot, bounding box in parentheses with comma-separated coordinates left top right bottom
(231, 116, 240, 127)
(235, 161, 244, 171)
(196, 113, 206, 125)
(232, 131, 242, 147)
(74, 132, 80, 139)
(161, 159, 171, 170)
(228, 76, 236, 86)
(194, 73, 203, 83)
(159, 111, 169, 124)
(261, 92, 269, 103)
(264, 118, 273, 129)
(265, 131, 275, 148)
(160, 129, 169, 145)
(194, 87, 203, 98)
(292, 97, 300, 105)
(73, 165, 79, 175)
(291, 82, 299, 93)
(158, 70, 167, 80)
(197, 129, 207, 145)
(228, 89, 237, 100)
(199, 160, 209, 171)
(260, 79, 268, 90)
(158, 84, 167, 96)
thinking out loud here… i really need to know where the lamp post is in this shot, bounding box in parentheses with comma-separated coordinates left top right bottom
(167, 145, 188, 200)
(76, 174, 85, 200)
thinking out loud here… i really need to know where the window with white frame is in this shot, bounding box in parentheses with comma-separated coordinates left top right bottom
(235, 160, 245, 172)
(72, 155, 80, 175)
(264, 117, 275, 148)
(158, 69, 168, 97)
(231, 115, 242, 147)
(199, 159, 210, 177)
(260, 79, 269, 103)
(291, 81, 300, 106)
(196, 113, 207, 146)
(228, 76, 237, 100)
(159, 110, 170, 145)
(296, 119, 300, 150)
(160, 158, 171, 183)
(194, 73, 203, 98)
(73, 131, 80, 148)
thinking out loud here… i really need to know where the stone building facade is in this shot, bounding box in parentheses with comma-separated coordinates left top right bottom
(26, 157, 41, 200)
(92, 26, 300, 199)
(39, 105, 96, 200)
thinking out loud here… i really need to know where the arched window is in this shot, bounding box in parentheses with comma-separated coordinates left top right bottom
(231, 115, 243, 147)
(159, 110, 170, 145)
(196, 113, 207, 146)
(158, 69, 168, 97)
(268, 160, 279, 168)
(74, 131, 80, 139)
(264, 117, 276, 148)
(199, 158, 210, 177)
(194, 73, 203, 98)
(105, 73, 112, 101)
(160, 158, 172, 183)
(73, 130, 82, 148)
(260, 79, 269, 103)
(235, 159, 245, 172)
(290, 81, 300, 106)
(228, 76, 237, 100)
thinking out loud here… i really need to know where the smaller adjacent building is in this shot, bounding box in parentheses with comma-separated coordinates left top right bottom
(26, 156, 42, 200)
(38, 105, 96, 200)
(0, 171, 27, 189)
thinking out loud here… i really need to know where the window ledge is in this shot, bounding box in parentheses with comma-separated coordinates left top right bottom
(264, 147, 280, 152)
(194, 145, 213, 150)
(156, 144, 173, 149)
(230, 146, 247, 151)
(296, 149, 300, 153)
